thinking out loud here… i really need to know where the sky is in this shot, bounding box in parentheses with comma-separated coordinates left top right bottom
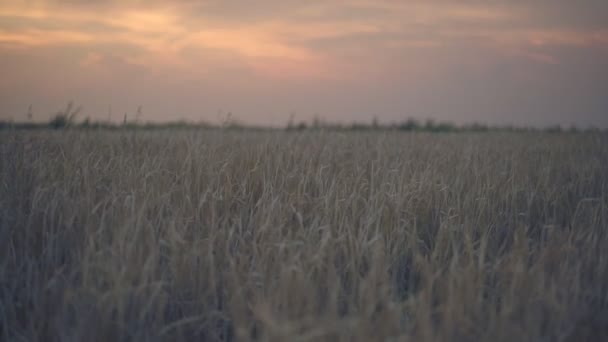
(1, 1, 607, 127)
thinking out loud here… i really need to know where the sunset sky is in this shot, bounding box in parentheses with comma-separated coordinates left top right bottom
(1, 1, 607, 127)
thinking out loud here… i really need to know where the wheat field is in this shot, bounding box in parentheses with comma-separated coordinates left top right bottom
(1, 130, 607, 341)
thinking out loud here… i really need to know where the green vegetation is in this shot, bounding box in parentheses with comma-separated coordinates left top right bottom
(1, 130, 607, 341)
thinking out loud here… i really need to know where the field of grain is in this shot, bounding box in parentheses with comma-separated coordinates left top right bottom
(1, 130, 607, 341)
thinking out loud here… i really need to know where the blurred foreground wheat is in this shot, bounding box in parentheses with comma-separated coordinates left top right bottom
(1, 130, 607, 341)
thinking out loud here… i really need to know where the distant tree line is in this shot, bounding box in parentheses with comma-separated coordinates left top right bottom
(0, 102, 604, 133)
(284, 117, 600, 134)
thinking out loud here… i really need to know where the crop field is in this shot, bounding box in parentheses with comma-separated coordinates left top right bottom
(1, 130, 608, 341)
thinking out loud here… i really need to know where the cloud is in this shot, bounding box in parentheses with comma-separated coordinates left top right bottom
(0, 0, 607, 126)
(2, 1, 606, 65)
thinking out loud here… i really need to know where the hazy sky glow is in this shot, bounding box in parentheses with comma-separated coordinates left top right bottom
(1, 1, 607, 127)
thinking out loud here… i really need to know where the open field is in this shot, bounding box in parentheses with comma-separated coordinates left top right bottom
(1, 130, 608, 341)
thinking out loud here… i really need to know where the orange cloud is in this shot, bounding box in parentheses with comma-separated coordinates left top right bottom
(80, 51, 103, 67)
(0, 29, 92, 46)
(1, 1, 607, 79)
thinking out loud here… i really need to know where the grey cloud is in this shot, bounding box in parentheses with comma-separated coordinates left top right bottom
(35, 0, 608, 30)
(1, 0, 607, 127)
